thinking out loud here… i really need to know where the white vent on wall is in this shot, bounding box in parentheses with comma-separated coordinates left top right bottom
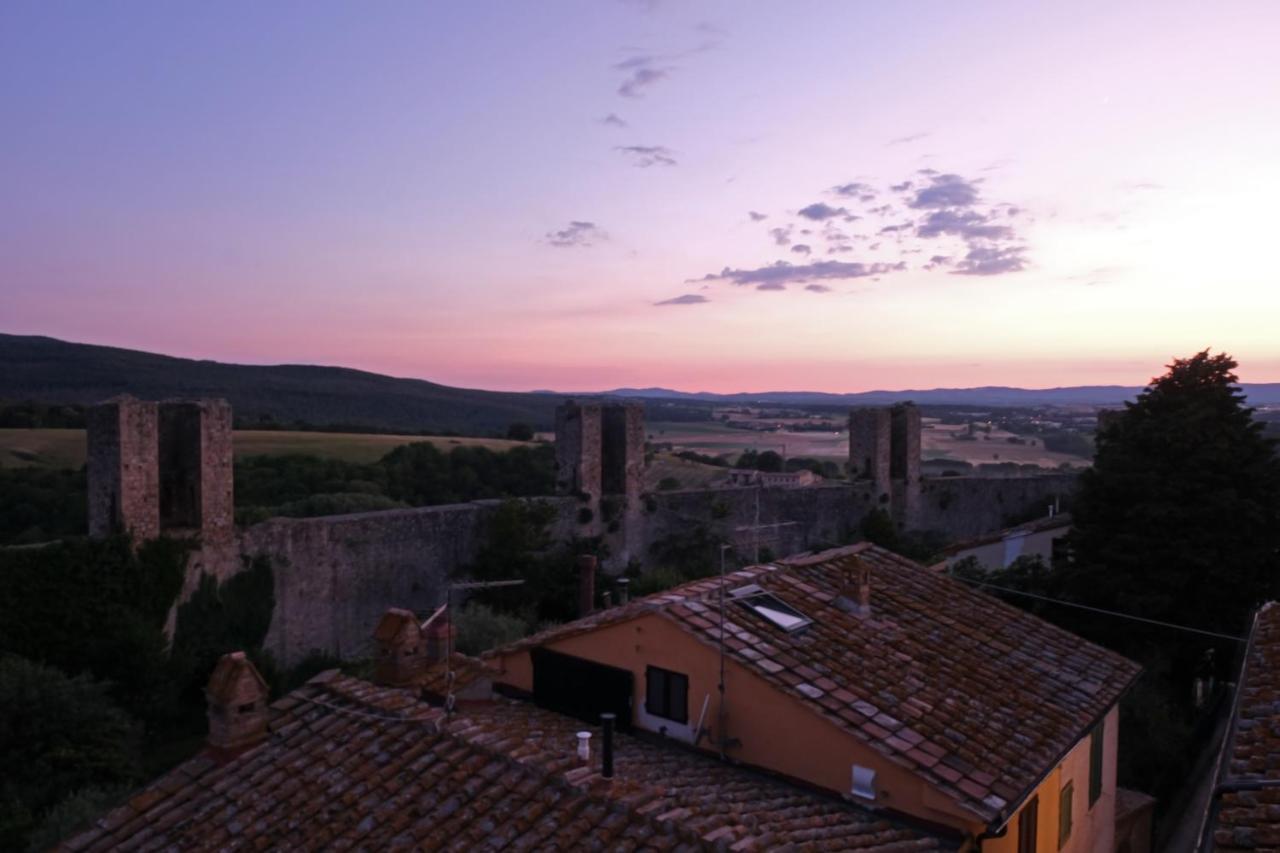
(852, 765, 877, 801)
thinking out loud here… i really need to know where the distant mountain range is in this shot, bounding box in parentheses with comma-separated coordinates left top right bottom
(0, 334, 563, 434)
(3, 334, 1278, 435)
(583, 382, 1280, 408)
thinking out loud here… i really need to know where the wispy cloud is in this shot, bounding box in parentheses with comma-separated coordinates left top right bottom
(655, 293, 709, 306)
(768, 226, 792, 246)
(908, 173, 981, 209)
(615, 145, 677, 167)
(831, 182, 876, 202)
(748, 210, 768, 221)
(545, 220, 604, 248)
(888, 132, 931, 145)
(952, 245, 1026, 276)
(916, 209, 1013, 241)
(791, 244, 812, 255)
(694, 260, 905, 288)
(798, 202, 853, 222)
(617, 61, 670, 98)
(804, 284, 832, 293)
(600, 113, 629, 128)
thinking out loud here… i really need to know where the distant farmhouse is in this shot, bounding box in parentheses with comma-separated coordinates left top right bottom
(62, 543, 1140, 852)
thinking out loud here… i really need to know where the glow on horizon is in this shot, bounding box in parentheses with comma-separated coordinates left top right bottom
(3, 1, 1279, 393)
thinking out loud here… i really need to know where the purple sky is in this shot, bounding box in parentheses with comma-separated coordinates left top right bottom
(3, 1, 1279, 392)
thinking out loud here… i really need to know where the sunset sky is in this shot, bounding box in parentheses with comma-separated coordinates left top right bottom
(4, 1, 1279, 392)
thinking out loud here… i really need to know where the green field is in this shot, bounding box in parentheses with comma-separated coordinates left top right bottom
(647, 419, 1091, 469)
(0, 429, 532, 469)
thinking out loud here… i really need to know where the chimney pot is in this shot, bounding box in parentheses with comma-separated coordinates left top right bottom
(601, 713, 616, 779)
(576, 730, 592, 762)
(577, 555, 598, 617)
(373, 607, 428, 685)
(205, 651, 270, 755)
(852, 558, 872, 614)
(616, 578, 630, 605)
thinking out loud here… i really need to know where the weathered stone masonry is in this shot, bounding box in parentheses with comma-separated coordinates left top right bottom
(87, 396, 1076, 665)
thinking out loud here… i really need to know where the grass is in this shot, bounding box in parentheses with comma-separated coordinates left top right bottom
(648, 419, 1091, 470)
(0, 428, 533, 469)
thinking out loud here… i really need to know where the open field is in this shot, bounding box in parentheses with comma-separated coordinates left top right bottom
(643, 452, 731, 491)
(648, 421, 849, 461)
(921, 422, 1088, 468)
(648, 419, 1091, 469)
(0, 429, 533, 469)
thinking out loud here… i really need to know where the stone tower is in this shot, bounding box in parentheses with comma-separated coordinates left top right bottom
(554, 401, 603, 502)
(602, 403, 645, 498)
(889, 403, 922, 529)
(87, 396, 234, 544)
(555, 400, 647, 567)
(158, 399, 234, 543)
(848, 407, 891, 503)
(88, 396, 160, 540)
(848, 403, 921, 529)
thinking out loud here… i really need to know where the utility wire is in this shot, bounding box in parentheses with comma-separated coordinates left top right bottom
(953, 575, 1247, 643)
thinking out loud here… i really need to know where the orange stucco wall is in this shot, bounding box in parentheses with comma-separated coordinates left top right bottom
(983, 704, 1119, 853)
(491, 615, 1120, 851)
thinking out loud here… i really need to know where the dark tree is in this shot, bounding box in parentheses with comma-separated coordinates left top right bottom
(1067, 350, 1280, 651)
(505, 422, 534, 442)
(0, 656, 141, 849)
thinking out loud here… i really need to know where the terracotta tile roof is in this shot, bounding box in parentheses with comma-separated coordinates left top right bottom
(1206, 602, 1280, 851)
(416, 653, 501, 700)
(61, 671, 955, 852)
(493, 543, 1140, 825)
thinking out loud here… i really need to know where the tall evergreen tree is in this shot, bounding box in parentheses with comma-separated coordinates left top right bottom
(1067, 350, 1280, 651)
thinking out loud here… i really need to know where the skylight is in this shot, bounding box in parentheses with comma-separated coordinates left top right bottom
(731, 588, 813, 633)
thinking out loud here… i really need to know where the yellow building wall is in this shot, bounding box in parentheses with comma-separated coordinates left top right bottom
(982, 704, 1119, 853)
(491, 616, 1120, 852)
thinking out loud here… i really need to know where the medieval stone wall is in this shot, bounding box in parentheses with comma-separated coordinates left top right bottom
(917, 473, 1077, 538)
(241, 497, 578, 665)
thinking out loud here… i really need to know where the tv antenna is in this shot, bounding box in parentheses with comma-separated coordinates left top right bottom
(441, 578, 525, 715)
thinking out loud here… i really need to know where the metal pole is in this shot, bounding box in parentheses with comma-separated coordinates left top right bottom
(717, 542, 730, 760)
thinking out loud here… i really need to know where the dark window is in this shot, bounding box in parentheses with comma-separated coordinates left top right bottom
(645, 665, 689, 723)
(1089, 722, 1104, 806)
(532, 647, 634, 730)
(1058, 781, 1073, 849)
(1018, 795, 1038, 853)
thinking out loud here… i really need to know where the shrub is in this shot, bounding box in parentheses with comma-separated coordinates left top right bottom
(454, 602, 530, 655)
(0, 657, 141, 850)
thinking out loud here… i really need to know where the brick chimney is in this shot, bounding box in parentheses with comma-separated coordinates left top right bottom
(834, 557, 873, 616)
(373, 607, 426, 686)
(578, 555, 598, 617)
(205, 651, 269, 755)
(423, 608, 455, 664)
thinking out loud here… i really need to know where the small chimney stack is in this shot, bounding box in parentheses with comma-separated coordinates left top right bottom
(601, 713, 616, 779)
(373, 607, 426, 686)
(616, 578, 630, 606)
(577, 555, 598, 617)
(205, 651, 269, 756)
(423, 609, 455, 665)
(856, 561, 871, 612)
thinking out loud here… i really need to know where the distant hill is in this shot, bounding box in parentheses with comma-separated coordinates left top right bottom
(0, 334, 563, 434)
(595, 383, 1280, 408)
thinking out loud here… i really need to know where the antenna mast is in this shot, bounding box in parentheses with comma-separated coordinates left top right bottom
(442, 578, 525, 715)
